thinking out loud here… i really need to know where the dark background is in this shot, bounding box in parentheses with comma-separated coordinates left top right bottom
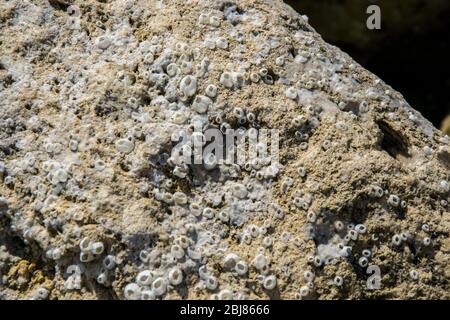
(285, 0, 450, 133)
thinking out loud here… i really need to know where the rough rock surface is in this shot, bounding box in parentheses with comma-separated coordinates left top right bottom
(0, 0, 449, 300)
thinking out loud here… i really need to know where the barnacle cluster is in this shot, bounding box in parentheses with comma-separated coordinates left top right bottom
(0, 0, 448, 300)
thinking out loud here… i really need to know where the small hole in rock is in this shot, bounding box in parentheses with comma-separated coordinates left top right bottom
(377, 120, 410, 160)
(437, 149, 450, 169)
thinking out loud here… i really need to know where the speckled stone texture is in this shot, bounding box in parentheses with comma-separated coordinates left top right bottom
(0, 0, 448, 300)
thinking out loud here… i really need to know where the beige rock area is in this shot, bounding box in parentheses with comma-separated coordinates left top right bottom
(0, 0, 448, 300)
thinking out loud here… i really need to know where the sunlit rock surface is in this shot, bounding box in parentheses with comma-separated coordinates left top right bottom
(0, 0, 448, 300)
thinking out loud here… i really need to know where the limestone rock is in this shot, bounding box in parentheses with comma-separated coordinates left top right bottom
(0, 0, 448, 300)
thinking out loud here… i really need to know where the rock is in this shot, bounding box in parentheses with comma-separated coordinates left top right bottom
(0, 0, 448, 300)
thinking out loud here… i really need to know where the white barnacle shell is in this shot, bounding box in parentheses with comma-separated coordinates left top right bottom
(151, 277, 168, 296)
(285, 87, 298, 100)
(440, 180, 449, 193)
(231, 183, 248, 199)
(209, 16, 221, 27)
(168, 267, 183, 286)
(216, 37, 228, 49)
(171, 111, 188, 124)
(173, 191, 188, 205)
(166, 63, 179, 77)
(192, 95, 212, 114)
(205, 84, 218, 98)
(179, 75, 197, 97)
(115, 138, 134, 154)
(223, 253, 240, 269)
(136, 270, 155, 286)
(95, 35, 111, 50)
(252, 254, 268, 270)
(263, 275, 277, 290)
(198, 13, 209, 25)
(232, 72, 245, 88)
(220, 72, 234, 88)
